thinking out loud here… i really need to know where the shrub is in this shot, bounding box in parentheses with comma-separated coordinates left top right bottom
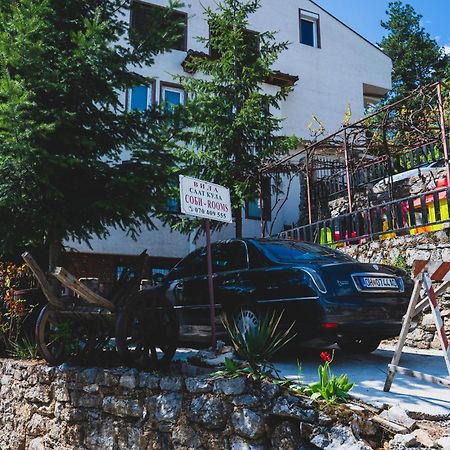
(0, 262, 39, 357)
(220, 310, 296, 380)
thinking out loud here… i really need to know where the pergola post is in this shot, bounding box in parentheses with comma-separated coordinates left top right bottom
(437, 83, 450, 185)
(343, 129, 353, 213)
(305, 150, 313, 224)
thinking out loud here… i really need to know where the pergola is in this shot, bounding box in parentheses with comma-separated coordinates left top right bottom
(260, 81, 450, 234)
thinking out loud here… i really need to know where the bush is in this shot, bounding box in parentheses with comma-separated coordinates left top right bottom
(0, 262, 40, 358)
(220, 310, 296, 380)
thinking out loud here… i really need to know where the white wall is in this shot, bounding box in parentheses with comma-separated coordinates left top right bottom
(68, 0, 392, 258)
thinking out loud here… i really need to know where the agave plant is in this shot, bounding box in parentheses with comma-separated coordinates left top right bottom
(222, 310, 296, 378)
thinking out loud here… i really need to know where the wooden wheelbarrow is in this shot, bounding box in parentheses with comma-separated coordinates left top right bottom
(22, 251, 178, 368)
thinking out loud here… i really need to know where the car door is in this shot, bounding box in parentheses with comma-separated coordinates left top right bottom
(165, 248, 209, 341)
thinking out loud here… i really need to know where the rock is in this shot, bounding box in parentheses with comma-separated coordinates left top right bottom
(27, 414, 46, 437)
(232, 408, 265, 440)
(188, 395, 231, 430)
(260, 380, 281, 401)
(102, 397, 143, 418)
(229, 436, 265, 450)
(379, 406, 416, 431)
(138, 373, 160, 389)
(172, 424, 203, 449)
(28, 437, 45, 450)
(310, 425, 372, 450)
(271, 420, 301, 449)
(154, 393, 182, 423)
(185, 377, 212, 394)
(24, 385, 51, 403)
(271, 395, 317, 423)
(160, 376, 183, 392)
(232, 394, 259, 408)
(436, 436, 450, 450)
(213, 377, 246, 395)
(412, 429, 434, 448)
(388, 433, 417, 449)
(70, 392, 102, 409)
(119, 370, 138, 389)
(351, 417, 377, 438)
(421, 314, 436, 332)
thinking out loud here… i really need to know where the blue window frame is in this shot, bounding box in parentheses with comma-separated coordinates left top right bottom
(129, 85, 152, 111)
(161, 84, 185, 112)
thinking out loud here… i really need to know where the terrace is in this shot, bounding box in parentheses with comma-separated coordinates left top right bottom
(261, 81, 450, 246)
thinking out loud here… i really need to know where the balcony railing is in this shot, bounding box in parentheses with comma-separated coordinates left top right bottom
(278, 186, 450, 246)
(313, 141, 443, 200)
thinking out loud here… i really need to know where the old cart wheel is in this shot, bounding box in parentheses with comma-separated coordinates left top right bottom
(115, 292, 179, 369)
(36, 303, 94, 365)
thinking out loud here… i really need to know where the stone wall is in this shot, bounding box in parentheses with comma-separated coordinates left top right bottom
(0, 359, 382, 450)
(339, 230, 450, 349)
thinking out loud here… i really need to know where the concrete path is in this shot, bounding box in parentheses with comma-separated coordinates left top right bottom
(273, 344, 450, 418)
(175, 344, 450, 418)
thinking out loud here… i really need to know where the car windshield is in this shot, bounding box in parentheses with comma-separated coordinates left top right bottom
(257, 240, 354, 263)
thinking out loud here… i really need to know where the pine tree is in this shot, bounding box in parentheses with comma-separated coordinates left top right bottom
(176, 0, 299, 238)
(379, 1, 449, 101)
(0, 0, 182, 266)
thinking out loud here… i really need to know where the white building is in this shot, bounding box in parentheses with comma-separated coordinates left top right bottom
(68, 0, 392, 277)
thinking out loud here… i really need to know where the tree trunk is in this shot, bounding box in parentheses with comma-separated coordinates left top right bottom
(48, 239, 62, 272)
(48, 237, 63, 294)
(235, 207, 243, 238)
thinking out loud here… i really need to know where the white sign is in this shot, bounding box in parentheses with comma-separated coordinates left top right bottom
(179, 175, 232, 223)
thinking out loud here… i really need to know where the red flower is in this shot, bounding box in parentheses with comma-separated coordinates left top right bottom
(320, 351, 332, 363)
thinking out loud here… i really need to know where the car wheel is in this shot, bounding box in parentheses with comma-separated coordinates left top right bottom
(337, 337, 381, 354)
(232, 305, 259, 335)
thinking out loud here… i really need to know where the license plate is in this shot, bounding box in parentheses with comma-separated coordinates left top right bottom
(360, 276, 399, 290)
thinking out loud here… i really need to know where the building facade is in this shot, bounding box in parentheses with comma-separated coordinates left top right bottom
(67, 0, 392, 280)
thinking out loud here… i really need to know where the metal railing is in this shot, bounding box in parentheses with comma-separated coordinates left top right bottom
(278, 186, 450, 246)
(312, 141, 443, 200)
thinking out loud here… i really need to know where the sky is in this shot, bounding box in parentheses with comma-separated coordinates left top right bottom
(314, 0, 450, 54)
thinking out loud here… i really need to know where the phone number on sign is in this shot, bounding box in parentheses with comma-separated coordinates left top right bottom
(188, 206, 228, 219)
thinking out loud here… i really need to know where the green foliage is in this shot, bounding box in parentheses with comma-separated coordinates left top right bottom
(305, 351, 353, 404)
(379, 1, 449, 101)
(0, 0, 182, 259)
(172, 0, 299, 237)
(7, 336, 38, 360)
(221, 310, 296, 378)
(393, 254, 409, 272)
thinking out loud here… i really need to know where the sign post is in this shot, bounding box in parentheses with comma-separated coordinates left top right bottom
(179, 176, 232, 348)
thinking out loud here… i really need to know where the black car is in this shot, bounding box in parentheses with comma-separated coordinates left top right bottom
(152, 239, 414, 353)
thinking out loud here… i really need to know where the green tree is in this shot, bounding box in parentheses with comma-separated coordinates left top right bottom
(176, 0, 299, 238)
(379, 1, 449, 101)
(0, 0, 182, 267)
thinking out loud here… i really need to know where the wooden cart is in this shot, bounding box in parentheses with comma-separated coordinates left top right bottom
(22, 251, 179, 368)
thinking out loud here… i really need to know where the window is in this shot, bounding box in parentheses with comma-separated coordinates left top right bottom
(258, 241, 353, 263)
(245, 177, 272, 221)
(167, 248, 207, 280)
(160, 83, 186, 112)
(299, 10, 320, 48)
(212, 242, 248, 273)
(210, 26, 259, 64)
(130, 1, 188, 52)
(128, 85, 153, 111)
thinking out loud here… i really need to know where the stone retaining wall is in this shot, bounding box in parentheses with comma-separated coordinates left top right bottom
(339, 230, 450, 349)
(0, 359, 380, 450)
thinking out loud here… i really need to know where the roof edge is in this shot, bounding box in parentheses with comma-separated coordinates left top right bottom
(308, 0, 391, 60)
